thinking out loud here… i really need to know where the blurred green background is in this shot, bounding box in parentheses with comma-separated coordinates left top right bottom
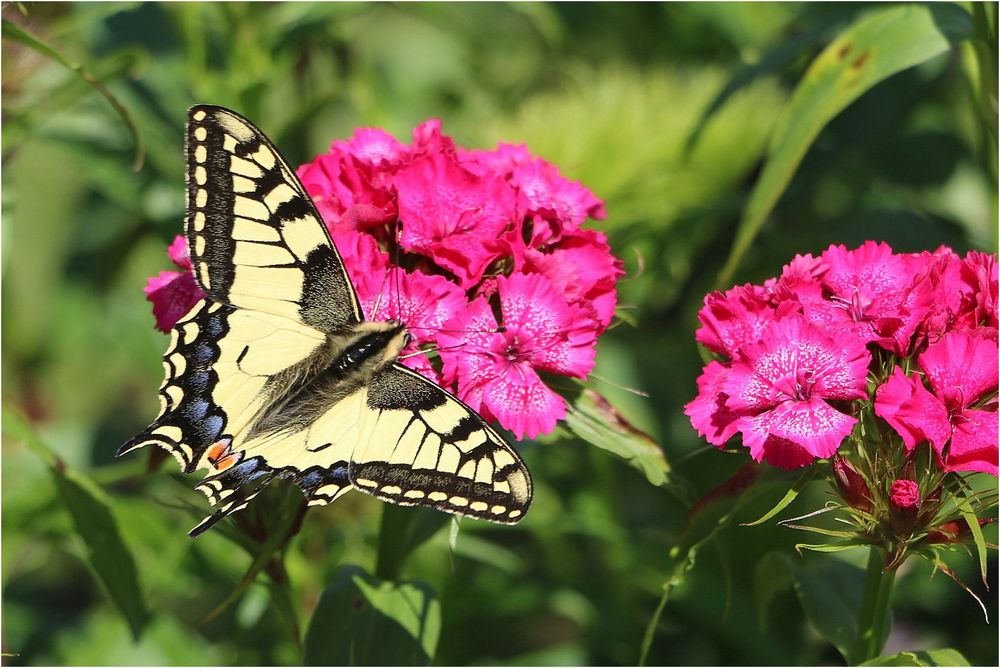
(2, 2, 997, 666)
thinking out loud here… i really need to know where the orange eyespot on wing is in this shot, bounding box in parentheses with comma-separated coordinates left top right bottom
(206, 438, 242, 471)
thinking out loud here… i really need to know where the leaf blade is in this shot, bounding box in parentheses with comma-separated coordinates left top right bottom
(717, 3, 975, 286)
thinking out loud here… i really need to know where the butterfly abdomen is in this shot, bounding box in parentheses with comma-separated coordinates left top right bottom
(250, 320, 409, 436)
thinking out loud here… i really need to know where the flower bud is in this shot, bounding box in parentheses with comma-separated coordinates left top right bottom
(889, 479, 920, 534)
(833, 456, 872, 512)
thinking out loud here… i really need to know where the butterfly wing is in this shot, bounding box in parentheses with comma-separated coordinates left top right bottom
(186, 105, 361, 331)
(123, 106, 367, 533)
(349, 363, 532, 524)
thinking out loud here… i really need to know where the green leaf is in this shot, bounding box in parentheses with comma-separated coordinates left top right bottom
(303, 565, 441, 666)
(1, 19, 145, 170)
(3, 407, 149, 639)
(52, 468, 150, 640)
(791, 558, 867, 661)
(375, 505, 450, 582)
(795, 540, 869, 553)
(717, 3, 975, 286)
(741, 465, 816, 526)
(861, 648, 971, 666)
(751, 552, 796, 632)
(958, 505, 989, 586)
(2, 405, 57, 467)
(561, 385, 670, 488)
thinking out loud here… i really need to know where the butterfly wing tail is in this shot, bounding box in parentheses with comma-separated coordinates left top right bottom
(189, 455, 356, 536)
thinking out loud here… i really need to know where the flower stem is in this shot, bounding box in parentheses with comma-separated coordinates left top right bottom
(850, 546, 897, 664)
(638, 581, 672, 666)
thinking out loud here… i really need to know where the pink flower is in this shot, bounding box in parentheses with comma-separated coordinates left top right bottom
(889, 478, 921, 533)
(889, 479, 920, 510)
(355, 267, 468, 383)
(919, 330, 998, 475)
(331, 127, 409, 167)
(296, 150, 396, 232)
(509, 159, 606, 245)
(720, 316, 870, 469)
(459, 142, 533, 177)
(695, 283, 797, 358)
(684, 361, 740, 446)
(906, 248, 965, 346)
(873, 369, 951, 450)
(144, 235, 203, 332)
(876, 330, 998, 475)
(798, 241, 926, 354)
(832, 456, 872, 511)
(395, 152, 518, 289)
(330, 229, 390, 290)
(520, 229, 624, 332)
(146, 117, 619, 441)
(958, 251, 998, 330)
(439, 273, 597, 439)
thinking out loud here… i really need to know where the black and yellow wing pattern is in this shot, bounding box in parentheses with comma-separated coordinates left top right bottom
(120, 105, 532, 536)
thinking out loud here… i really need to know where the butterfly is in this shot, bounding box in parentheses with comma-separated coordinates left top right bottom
(119, 105, 533, 536)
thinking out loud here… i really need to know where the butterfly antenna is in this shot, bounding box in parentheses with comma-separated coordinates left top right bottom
(370, 288, 384, 321)
(408, 325, 507, 336)
(392, 219, 403, 319)
(399, 341, 470, 361)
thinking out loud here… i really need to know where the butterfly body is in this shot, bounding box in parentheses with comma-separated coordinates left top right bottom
(120, 106, 532, 536)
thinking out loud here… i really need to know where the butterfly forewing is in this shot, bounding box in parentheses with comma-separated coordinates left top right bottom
(185, 106, 361, 331)
(122, 105, 533, 535)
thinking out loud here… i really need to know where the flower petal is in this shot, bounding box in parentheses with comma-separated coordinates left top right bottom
(737, 398, 855, 463)
(144, 270, 203, 333)
(946, 409, 999, 476)
(684, 361, 740, 446)
(874, 368, 951, 452)
(919, 329, 999, 411)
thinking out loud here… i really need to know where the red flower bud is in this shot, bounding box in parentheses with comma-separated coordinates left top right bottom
(833, 456, 872, 512)
(889, 479, 920, 534)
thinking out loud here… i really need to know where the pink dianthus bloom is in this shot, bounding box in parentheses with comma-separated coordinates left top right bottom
(520, 229, 624, 332)
(439, 273, 597, 439)
(144, 235, 203, 332)
(689, 316, 870, 469)
(146, 117, 618, 440)
(695, 283, 798, 358)
(797, 241, 926, 355)
(356, 267, 468, 384)
(876, 330, 999, 475)
(395, 151, 518, 289)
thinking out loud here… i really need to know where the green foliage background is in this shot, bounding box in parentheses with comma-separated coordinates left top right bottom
(2, 2, 997, 666)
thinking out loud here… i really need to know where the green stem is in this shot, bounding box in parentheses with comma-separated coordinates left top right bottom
(850, 546, 897, 665)
(638, 582, 672, 666)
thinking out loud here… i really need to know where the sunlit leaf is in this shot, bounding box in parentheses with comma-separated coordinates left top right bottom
(861, 648, 971, 666)
(718, 3, 975, 286)
(303, 565, 441, 666)
(561, 385, 670, 488)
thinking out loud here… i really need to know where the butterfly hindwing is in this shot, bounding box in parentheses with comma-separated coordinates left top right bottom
(349, 364, 532, 524)
(185, 105, 361, 332)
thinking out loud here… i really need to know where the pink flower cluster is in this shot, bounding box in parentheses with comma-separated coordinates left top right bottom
(145, 119, 622, 440)
(686, 242, 998, 473)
